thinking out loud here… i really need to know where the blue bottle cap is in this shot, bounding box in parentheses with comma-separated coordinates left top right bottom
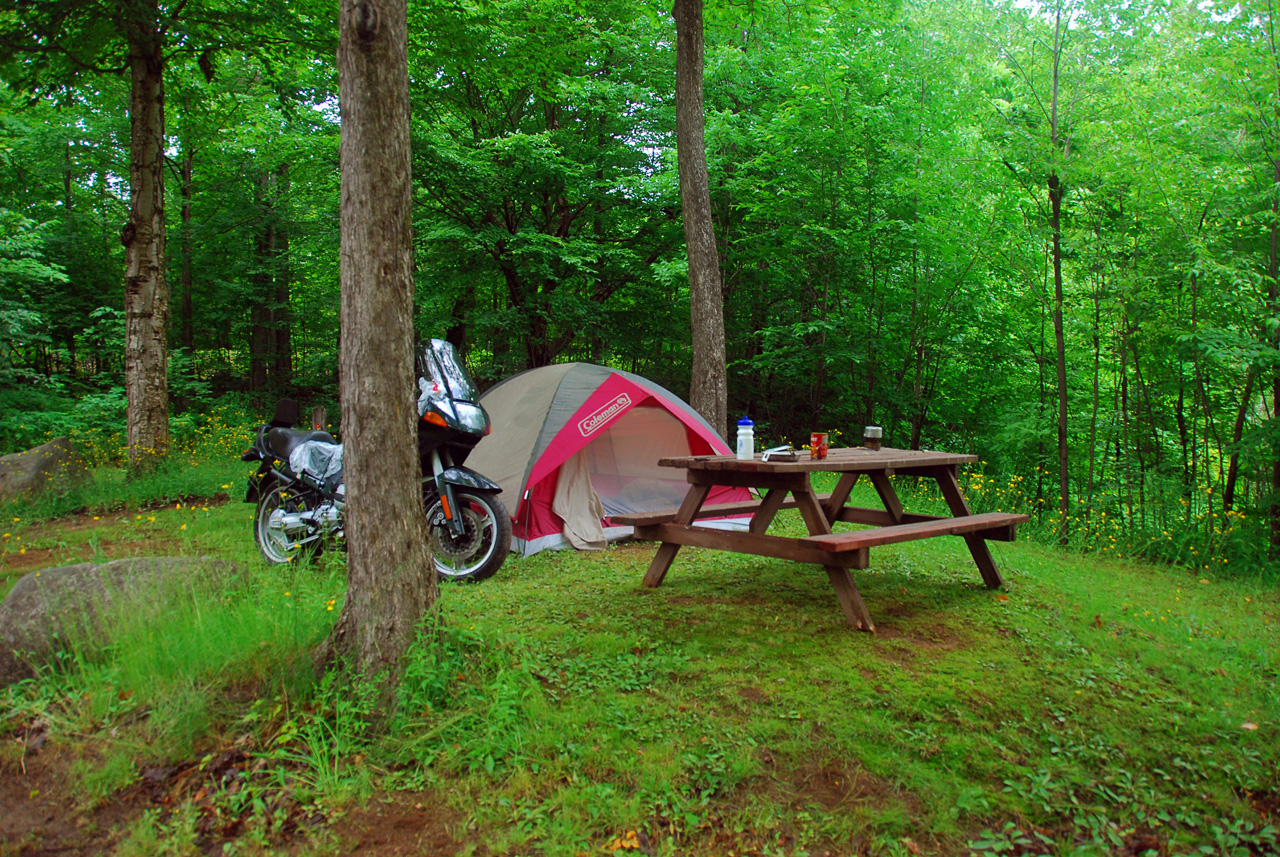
(737, 416, 753, 427)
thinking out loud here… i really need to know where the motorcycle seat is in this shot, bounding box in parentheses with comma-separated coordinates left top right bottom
(266, 427, 337, 461)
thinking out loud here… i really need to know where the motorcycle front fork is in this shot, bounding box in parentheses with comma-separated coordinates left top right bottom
(426, 448, 467, 537)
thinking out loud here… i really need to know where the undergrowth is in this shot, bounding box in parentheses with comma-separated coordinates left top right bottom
(0, 420, 1276, 855)
(2, 490, 1277, 855)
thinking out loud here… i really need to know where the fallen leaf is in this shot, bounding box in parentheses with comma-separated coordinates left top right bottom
(1093, 615, 1103, 627)
(1199, 578, 1210, 584)
(1217, 667, 1228, 677)
(995, 594, 1009, 602)
(901, 837, 922, 855)
(1242, 722, 1259, 731)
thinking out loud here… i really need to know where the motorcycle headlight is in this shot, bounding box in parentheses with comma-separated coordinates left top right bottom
(454, 403, 489, 433)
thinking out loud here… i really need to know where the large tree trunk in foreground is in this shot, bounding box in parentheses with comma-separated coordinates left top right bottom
(673, 0, 727, 436)
(122, 0, 169, 472)
(319, 0, 436, 690)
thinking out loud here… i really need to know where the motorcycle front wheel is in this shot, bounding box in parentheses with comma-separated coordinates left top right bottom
(254, 484, 323, 565)
(425, 490, 512, 582)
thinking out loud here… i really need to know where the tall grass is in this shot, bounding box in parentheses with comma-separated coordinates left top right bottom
(0, 398, 259, 523)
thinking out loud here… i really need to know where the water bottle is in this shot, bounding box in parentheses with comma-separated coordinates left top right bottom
(736, 417, 754, 460)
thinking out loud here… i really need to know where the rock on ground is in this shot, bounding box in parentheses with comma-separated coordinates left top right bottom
(0, 436, 92, 504)
(0, 556, 239, 687)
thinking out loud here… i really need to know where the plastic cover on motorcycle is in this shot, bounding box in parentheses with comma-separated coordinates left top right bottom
(288, 440, 344, 484)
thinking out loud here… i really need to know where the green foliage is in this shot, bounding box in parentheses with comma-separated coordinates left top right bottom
(0, 0, 1276, 592)
(0, 207, 67, 386)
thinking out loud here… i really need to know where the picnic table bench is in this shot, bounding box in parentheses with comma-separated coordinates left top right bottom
(611, 446, 1027, 632)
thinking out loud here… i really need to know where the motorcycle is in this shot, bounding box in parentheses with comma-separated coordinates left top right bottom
(241, 339, 512, 581)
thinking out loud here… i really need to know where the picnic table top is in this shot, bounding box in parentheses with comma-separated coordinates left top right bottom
(657, 446, 978, 474)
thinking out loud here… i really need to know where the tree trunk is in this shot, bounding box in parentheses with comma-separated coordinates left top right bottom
(1050, 173, 1069, 544)
(273, 164, 293, 388)
(319, 0, 437, 693)
(1269, 157, 1280, 553)
(1048, 6, 1069, 546)
(1223, 370, 1256, 513)
(250, 172, 275, 392)
(673, 0, 727, 436)
(63, 143, 78, 374)
(1087, 264, 1101, 532)
(179, 146, 194, 356)
(122, 0, 169, 473)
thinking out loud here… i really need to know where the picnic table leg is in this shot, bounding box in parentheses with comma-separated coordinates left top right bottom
(825, 566, 876, 632)
(934, 466, 1004, 589)
(642, 483, 711, 587)
(868, 471, 905, 524)
(748, 489, 788, 535)
(793, 483, 877, 632)
(822, 473, 859, 524)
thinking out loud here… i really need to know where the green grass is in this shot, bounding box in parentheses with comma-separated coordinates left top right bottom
(1, 472, 1277, 856)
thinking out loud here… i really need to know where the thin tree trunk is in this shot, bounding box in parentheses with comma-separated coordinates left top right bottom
(179, 146, 194, 356)
(1223, 370, 1256, 512)
(1087, 265, 1101, 533)
(272, 164, 293, 389)
(1130, 337, 1150, 528)
(1120, 319, 1135, 531)
(319, 0, 437, 692)
(249, 171, 274, 392)
(1036, 246, 1048, 519)
(1049, 184, 1070, 544)
(673, 0, 727, 436)
(122, 0, 169, 472)
(1269, 157, 1280, 552)
(1046, 7, 1069, 545)
(63, 143, 78, 375)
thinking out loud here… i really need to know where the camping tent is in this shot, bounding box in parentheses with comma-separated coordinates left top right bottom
(465, 363, 751, 555)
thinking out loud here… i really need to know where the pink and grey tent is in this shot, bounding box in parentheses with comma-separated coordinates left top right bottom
(465, 363, 751, 556)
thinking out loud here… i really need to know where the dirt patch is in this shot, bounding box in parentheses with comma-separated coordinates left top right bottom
(1123, 826, 1166, 856)
(875, 620, 967, 652)
(0, 734, 472, 857)
(0, 744, 142, 856)
(328, 794, 469, 856)
(1251, 789, 1280, 821)
(738, 686, 767, 703)
(0, 498, 222, 590)
(785, 760, 894, 812)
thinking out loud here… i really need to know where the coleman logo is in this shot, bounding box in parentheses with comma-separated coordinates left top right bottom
(578, 394, 631, 437)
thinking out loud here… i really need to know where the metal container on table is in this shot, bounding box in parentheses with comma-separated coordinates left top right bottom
(809, 432, 828, 460)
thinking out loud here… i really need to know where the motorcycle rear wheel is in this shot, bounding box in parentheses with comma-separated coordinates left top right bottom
(425, 490, 511, 582)
(254, 485, 323, 565)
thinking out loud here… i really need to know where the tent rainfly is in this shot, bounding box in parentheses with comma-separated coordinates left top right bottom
(466, 363, 751, 556)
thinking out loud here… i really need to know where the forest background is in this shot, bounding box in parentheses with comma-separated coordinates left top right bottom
(0, 0, 1277, 576)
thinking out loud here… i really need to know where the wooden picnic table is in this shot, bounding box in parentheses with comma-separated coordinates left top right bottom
(610, 446, 1028, 632)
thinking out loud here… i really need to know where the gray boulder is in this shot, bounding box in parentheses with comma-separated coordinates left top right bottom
(0, 557, 240, 687)
(0, 436, 92, 504)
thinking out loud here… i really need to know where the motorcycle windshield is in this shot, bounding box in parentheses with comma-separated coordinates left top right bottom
(424, 339, 480, 403)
